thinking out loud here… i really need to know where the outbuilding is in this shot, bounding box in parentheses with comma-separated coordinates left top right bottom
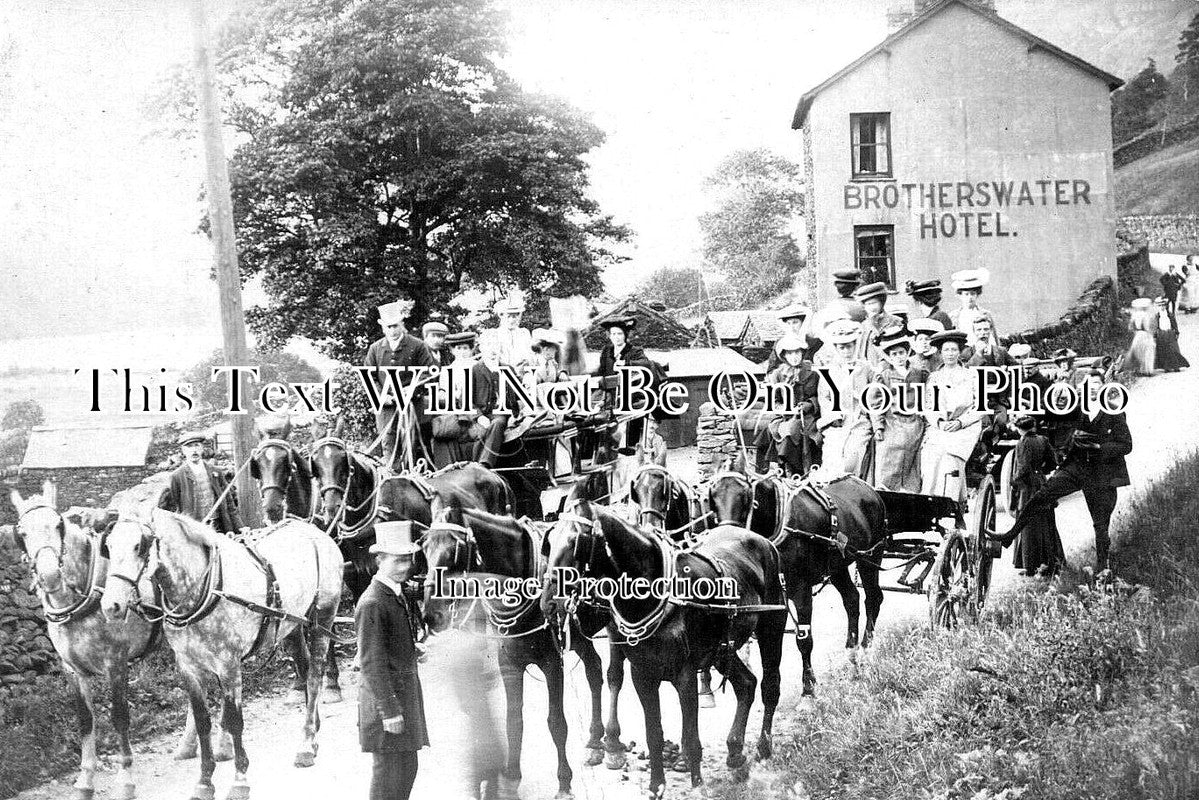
(793, 0, 1123, 333)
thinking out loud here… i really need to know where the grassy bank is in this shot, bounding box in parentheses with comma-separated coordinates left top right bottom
(748, 455, 1199, 800)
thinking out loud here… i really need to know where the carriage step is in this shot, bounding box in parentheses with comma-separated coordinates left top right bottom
(896, 555, 933, 590)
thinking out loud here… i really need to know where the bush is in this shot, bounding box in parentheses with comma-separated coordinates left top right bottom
(181, 349, 322, 412)
(1, 400, 44, 431)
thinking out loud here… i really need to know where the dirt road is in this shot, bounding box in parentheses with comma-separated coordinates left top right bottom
(17, 316, 1196, 800)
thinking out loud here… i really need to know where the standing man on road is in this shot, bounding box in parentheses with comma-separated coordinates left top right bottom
(161, 430, 243, 535)
(991, 370, 1132, 570)
(363, 299, 438, 470)
(1160, 263, 1183, 320)
(356, 521, 429, 800)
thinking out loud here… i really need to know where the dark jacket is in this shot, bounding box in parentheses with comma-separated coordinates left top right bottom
(162, 461, 242, 533)
(924, 307, 955, 330)
(595, 342, 652, 378)
(356, 579, 429, 753)
(1160, 271, 1183, 301)
(363, 334, 438, 399)
(967, 345, 1018, 412)
(1060, 411, 1132, 488)
(1012, 432, 1056, 509)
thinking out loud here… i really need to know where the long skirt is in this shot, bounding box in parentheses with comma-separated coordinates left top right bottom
(820, 423, 850, 472)
(1011, 484, 1065, 575)
(921, 420, 982, 499)
(1123, 330, 1156, 375)
(873, 413, 924, 492)
(1155, 329, 1190, 371)
(842, 414, 875, 481)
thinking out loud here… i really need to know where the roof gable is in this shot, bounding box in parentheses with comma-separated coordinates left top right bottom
(791, 0, 1123, 129)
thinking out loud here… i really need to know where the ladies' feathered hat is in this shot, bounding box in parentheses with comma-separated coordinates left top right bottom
(874, 325, 913, 353)
(930, 330, 969, 350)
(951, 268, 990, 292)
(908, 318, 945, 335)
(853, 281, 889, 303)
(824, 319, 863, 345)
(774, 333, 807, 357)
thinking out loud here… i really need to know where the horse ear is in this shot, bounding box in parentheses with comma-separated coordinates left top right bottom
(42, 480, 57, 508)
(10, 489, 28, 516)
(281, 416, 292, 439)
(332, 416, 346, 439)
(249, 457, 261, 480)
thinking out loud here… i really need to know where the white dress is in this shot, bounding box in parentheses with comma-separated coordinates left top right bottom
(920, 365, 984, 499)
(816, 359, 863, 469)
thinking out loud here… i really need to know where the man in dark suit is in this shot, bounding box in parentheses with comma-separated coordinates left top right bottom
(991, 371, 1132, 569)
(1160, 264, 1183, 319)
(356, 521, 429, 800)
(363, 299, 438, 470)
(161, 430, 243, 534)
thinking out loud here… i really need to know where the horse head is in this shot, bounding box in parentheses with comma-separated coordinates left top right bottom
(540, 500, 610, 626)
(628, 463, 673, 532)
(252, 437, 298, 523)
(708, 465, 754, 528)
(10, 483, 70, 595)
(99, 504, 158, 622)
(419, 515, 479, 633)
(309, 437, 353, 527)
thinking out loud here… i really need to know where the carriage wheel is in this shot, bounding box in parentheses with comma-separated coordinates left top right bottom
(971, 476, 998, 614)
(997, 450, 1014, 514)
(927, 530, 973, 629)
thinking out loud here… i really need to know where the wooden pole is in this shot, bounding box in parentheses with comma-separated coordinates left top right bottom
(189, 0, 261, 528)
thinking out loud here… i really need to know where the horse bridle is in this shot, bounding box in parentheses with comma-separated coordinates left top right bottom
(630, 464, 672, 530)
(708, 470, 755, 527)
(310, 437, 379, 537)
(15, 505, 69, 593)
(252, 438, 297, 498)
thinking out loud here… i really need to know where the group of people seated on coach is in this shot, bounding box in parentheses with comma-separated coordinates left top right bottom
(738, 266, 1093, 504)
(363, 293, 663, 472)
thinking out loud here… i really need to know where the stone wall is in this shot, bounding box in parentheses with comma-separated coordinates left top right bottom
(1119, 215, 1199, 254)
(1113, 114, 1199, 169)
(0, 537, 58, 696)
(695, 402, 746, 480)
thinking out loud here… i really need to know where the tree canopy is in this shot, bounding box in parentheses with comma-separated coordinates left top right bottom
(633, 265, 708, 311)
(171, 0, 626, 362)
(698, 149, 805, 307)
(1111, 59, 1170, 144)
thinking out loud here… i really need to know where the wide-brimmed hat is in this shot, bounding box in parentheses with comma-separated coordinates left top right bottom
(774, 333, 807, 357)
(930, 330, 969, 349)
(905, 279, 943, 298)
(853, 281, 889, 303)
(604, 315, 637, 332)
(532, 328, 566, 349)
(1131, 297, 1153, 309)
(446, 331, 478, 348)
(493, 294, 526, 315)
(951, 268, 990, 292)
(776, 303, 810, 322)
(378, 299, 414, 325)
(824, 319, 863, 345)
(890, 303, 910, 319)
(1051, 348, 1077, 362)
(875, 325, 913, 353)
(909, 318, 945, 335)
(832, 269, 861, 284)
(179, 430, 209, 447)
(370, 521, 420, 556)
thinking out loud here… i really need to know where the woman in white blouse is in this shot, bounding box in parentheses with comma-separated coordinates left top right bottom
(921, 329, 984, 504)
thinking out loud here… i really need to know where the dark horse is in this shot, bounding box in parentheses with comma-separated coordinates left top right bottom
(628, 463, 707, 544)
(707, 456, 888, 698)
(250, 436, 317, 525)
(422, 507, 613, 799)
(542, 501, 786, 797)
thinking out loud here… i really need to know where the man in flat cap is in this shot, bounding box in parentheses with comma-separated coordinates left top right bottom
(421, 316, 451, 367)
(356, 521, 429, 800)
(905, 279, 955, 331)
(364, 299, 438, 470)
(161, 430, 243, 534)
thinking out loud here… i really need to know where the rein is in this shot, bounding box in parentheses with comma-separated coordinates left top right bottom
(312, 437, 383, 540)
(252, 438, 319, 523)
(17, 505, 108, 625)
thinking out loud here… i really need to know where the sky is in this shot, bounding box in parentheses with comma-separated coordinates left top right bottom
(0, 0, 1192, 346)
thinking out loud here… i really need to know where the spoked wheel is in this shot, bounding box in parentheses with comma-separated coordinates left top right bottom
(997, 450, 1015, 514)
(927, 529, 973, 629)
(972, 475, 998, 614)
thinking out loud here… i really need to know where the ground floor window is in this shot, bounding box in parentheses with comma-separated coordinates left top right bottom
(854, 225, 895, 287)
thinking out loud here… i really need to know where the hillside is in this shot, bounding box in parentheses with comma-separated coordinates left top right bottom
(1116, 137, 1199, 216)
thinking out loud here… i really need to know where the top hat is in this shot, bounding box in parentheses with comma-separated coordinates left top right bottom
(776, 303, 811, 322)
(832, 269, 861, 284)
(1052, 347, 1078, 362)
(446, 331, 478, 348)
(853, 281, 889, 303)
(824, 319, 863, 345)
(874, 325, 913, 353)
(774, 333, 807, 357)
(369, 521, 421, 556)
(532, 328, 567, 349)
(179, 430, 209, 447)
(930, 329, 969, 349)
(908, 318, 945, 335)
(951, 268, 990, 292)
(604, 315, 637, 332)
(378, 299, 415, 326)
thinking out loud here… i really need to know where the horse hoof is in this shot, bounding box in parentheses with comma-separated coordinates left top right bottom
(190, 784, 216, 800)
(286, 689, 306, 705)
(554, 792, 574, 800)
(584, 748, 604, 767)
(727, 752, 747, 770)
(604, 751, 626, 770)
(796, 695, 817, 714)
(322, 688, 344, 704)
(72, 788, 95, 800)
(698, 691, 716, 709)
(671, 755, 690, 773)
(294, 750, 316, 768)
(225, 785, 250, 800)
(173, 745, 197, 761)
(756, 737, 773, 761)
(730, 762, 750, 783)
(497, 774, 521, 800)
(214, 748, 234, 763)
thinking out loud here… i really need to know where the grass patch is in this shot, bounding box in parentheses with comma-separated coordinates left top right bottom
(737, 455, 1199, 800)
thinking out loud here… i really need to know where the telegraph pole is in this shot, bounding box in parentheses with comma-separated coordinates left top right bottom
(189, 0, 262, 527)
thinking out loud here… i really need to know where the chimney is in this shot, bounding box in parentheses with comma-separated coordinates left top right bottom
(886, 0, 996, 31)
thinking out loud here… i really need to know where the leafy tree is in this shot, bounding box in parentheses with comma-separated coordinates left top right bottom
(2, 399, 44, 432)
(161, 0, 627, 362)
(633, 266, 707, 310)
(181, 349, 322, 412)
(1111, 59, 1169, 144)
(1162, 13, 1199, 123)
(699, 149, 805, 307)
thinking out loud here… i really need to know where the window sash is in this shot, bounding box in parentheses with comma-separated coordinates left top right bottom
(851, 113, 892, 177)
(853, 226, 895, 287)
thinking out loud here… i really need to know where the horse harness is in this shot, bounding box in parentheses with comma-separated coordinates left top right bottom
(312, 437, 384, 540)
(17, 505, 162, 659)
(252, 438, 319, 522)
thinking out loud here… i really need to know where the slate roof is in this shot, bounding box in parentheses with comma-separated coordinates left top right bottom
(22, 422, 156, 469)
(584, 297, 696, 351)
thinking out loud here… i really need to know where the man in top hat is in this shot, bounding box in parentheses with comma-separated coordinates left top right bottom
(991, 369, 1132, 570)
(852, 281, 903, 365)
(161, 430, 244, 534)
(421, 316, 451, 367)
(364, 299, 438, 470)
(356, 521, 429, 800)
(429, 331, 508, 468)
(951, 268, 999, 349)
(905, 279, 955, 331)
(483, 293, 535, 377)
